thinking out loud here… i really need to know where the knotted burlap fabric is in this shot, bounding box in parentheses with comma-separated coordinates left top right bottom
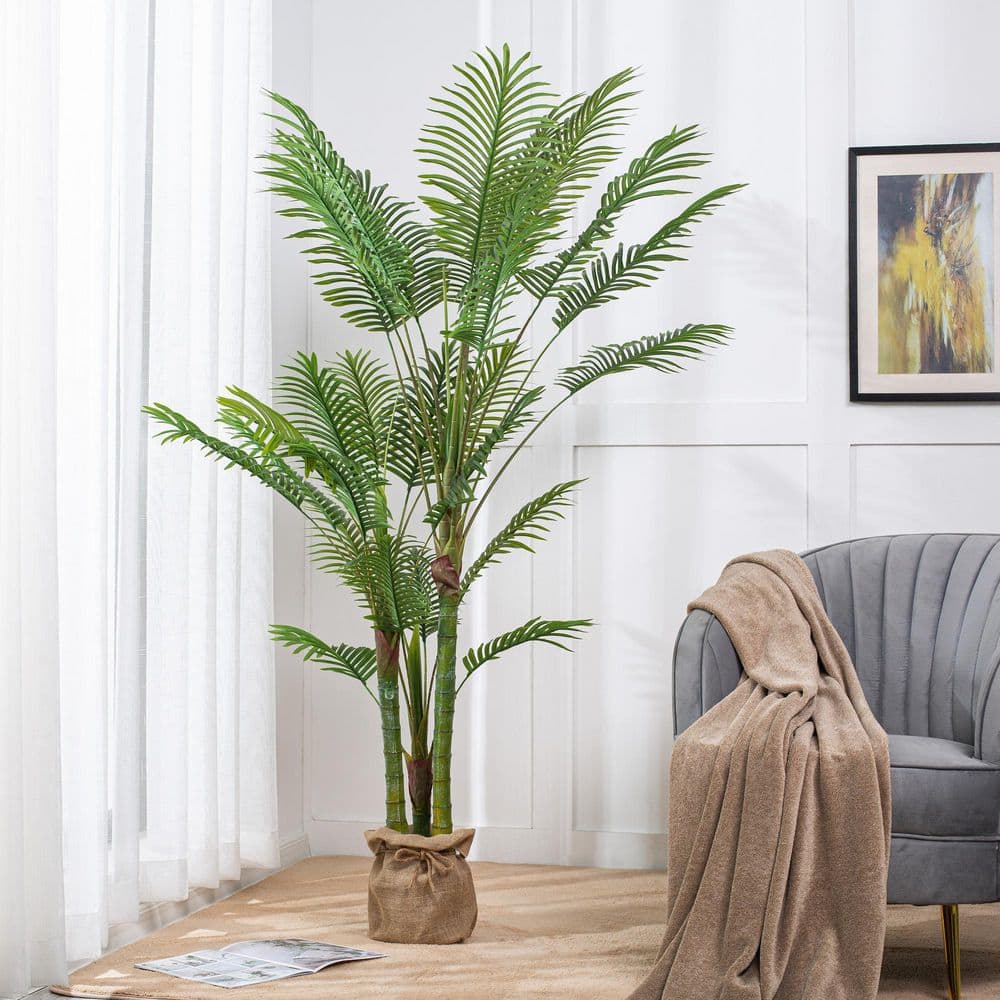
(365, 827, 477, 944)
(629, 550, 891, 1000)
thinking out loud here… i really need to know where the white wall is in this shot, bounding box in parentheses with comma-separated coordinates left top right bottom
(272, 0, 1000, 869)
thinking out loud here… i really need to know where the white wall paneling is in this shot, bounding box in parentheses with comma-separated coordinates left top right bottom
(270, 0, 1000, 868)
(852, 445, 1000, 538)
(572, 446, 808, 853)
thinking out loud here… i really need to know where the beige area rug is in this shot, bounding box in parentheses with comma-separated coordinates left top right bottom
(53, 855, 1000, 999)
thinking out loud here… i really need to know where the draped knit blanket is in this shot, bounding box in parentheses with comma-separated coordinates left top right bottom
(629, 550, 892, 1000)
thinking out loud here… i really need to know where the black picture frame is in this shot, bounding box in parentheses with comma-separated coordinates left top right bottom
(849, 142, 1000, 402)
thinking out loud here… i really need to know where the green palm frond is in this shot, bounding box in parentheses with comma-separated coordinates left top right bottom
(144, 403, 349, 529)
(275, 351, 398, 474)
(419, 45, 559, 347)
(555, 324, 731, 396)
(516, 66, 638, 227)
(458, 617, 591, 688)
(467, 340, 532, 421)
(329, 349, 398, 465)
(371, 533, 435, 634)
(368, 531, 410, 631)
(418, 45, 555, 265)
(308, 520, 368, 591)
(263, 91, 441, 332)
(383, 346, 453, 489)
(462, 480, 582, 594)
(274, 352, 356, 457)
(517, 126, 726, 301)
(421, 66, 636, 350)
(308, 521, 433, 635)
(461, 340, 534, 466)
(552, 184, 743, 329)
(217, 386, 305, 454)
(286, 438, 387, 534)
(462, 382, 544, 474)
(400, 543, 439, 638)
(216, 357, 388, 534)
(269, 625, 378, 690)
(275, 349, 428, 492)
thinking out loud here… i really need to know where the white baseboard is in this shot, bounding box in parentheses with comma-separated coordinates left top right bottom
(278, 832, 311, 867)
(305, 818, 666, 870)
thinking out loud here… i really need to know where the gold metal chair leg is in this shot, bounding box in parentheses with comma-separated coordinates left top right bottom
(941, 904, 961, 1000)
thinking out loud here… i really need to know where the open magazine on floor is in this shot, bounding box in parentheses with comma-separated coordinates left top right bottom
(136, 938, 385, 989)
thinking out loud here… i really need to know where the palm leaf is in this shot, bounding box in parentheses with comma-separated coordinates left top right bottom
(517, 126, 729, 301)
(461, 480, 582, 594)
(144, 403, 349, 529)
(418, 45, 555, 263)
(552, 184, 743, 329)
(274, 351, 397, 478)
(286, 438, 387, 534)
(370, 533, 435, 634)
(217, 386, 305, 454)
(555, 324, 731, 396)
(329, 349, 398, 467)
(459, 617, 591, 687)
(419, 45, 558, 347)
(263, 91, 441, 332)
(269, 625, 378, 689)
(307, 519, 434, 635)
(466, 340, 532, 428)
(516, 66, 638, 227)
(274, 352, 356, 456)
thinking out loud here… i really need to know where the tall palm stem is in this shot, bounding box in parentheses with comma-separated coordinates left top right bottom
(375, 629, 408, 832)
(403, 630, 432, 836)
(429, 338, 471, 835)
(430, 585, 461, 835)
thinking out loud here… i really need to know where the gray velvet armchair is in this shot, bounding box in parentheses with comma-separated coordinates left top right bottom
(674, 534, 1000, 1000)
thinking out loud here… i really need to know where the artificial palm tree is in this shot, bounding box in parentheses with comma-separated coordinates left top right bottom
(148, 44, 741, 840)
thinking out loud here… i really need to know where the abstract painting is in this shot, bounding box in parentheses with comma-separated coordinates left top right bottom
(850, 144, 1000, 401)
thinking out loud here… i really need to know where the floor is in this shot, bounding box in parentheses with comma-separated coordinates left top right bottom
(49, 855, 1000, 1000)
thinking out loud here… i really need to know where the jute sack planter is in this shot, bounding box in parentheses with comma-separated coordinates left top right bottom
(364, 826, 477, 944)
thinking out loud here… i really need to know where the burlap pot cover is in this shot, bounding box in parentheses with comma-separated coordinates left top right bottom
(364, 826, 477, 944)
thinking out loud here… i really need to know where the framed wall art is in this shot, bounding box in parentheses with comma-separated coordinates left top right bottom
(849, 142, 1000, 401)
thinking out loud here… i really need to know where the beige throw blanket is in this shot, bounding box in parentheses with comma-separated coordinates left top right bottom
(630, 550, 891, 1000)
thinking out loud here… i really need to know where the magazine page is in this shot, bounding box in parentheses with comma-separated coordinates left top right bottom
(223, 938, 386, 972)
(135, 951, 304, 989)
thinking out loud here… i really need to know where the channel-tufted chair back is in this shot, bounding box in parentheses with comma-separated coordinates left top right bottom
(801, 534, 1000, 749)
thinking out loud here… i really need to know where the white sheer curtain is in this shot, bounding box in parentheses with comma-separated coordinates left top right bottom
(0, 3, 66, 992)
(0, 1, 277, 994)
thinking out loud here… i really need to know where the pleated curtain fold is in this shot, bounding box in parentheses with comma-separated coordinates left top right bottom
(0, 1, 277, 995)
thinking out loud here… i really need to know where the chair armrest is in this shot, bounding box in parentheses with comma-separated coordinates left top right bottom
(672, 608, 743, 737)
(976, 656, 1000, 763)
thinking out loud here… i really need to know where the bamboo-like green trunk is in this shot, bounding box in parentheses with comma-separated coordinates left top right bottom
(405, 630, 432, 836)
(375, 630, 408, 833)
(431, 573, 461, 835)
(430, 341, 467, 836)
(407, 756, 432, 836)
